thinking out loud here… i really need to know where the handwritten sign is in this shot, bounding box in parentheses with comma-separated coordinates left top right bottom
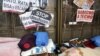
(19, 12, 37, 29)
(2, 0, 30, 13)
(19, 9, 52, 29)
(30, 9, 52, 27)
(76, 9, 95, 22)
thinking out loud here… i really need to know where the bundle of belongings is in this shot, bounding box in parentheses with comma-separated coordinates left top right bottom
(57, 36, 100, 56)
(0, 32, 100, 56)
(0, 26, 55, 56)
(21, 39, 55, 56)
(18, 26, 56, 56)
(58, 47, 100, 56)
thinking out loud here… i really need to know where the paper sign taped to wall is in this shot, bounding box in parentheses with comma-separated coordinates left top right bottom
(76, 9, 95, 22)
(2, 0, 30, 13)
(73, 0, 94, 9)
(19, 12, 37, 29)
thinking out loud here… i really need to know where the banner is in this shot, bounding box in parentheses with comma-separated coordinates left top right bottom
(19, 12, 37, 29)
(73, 0, 94, 9)
(2, 0, 30, 13)
(76, 9, 95, 22)
(30, 9, 52, 27)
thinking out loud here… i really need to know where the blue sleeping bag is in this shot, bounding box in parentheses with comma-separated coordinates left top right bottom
(34, 32, 49, 46)
(91, 35, 100, 47)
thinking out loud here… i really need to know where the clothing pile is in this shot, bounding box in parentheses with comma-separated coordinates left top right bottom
(18, 29, 55, 56)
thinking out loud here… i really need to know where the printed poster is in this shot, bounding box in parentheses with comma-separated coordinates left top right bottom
(73, 0, 94, 9)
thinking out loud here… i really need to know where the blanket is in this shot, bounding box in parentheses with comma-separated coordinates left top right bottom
(58, 47, 100, 56)
(0, 37, 21, 56)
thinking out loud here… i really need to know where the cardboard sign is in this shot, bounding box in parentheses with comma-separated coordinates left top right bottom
(19, 12, 37, 29)
(2, 0, 30, 13)
(73, 0, 94, 9)
(76, 9, 95, 22)
(30, 9, 52, 27)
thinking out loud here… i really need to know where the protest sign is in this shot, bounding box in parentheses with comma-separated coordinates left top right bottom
(30, 9, 52, 27)
(73, 0, 94, 9)
(19, 9, 52, 28)
(19, 12, 37, 29)
(76, 9, 95, 22)
(2, 0, 30, 13)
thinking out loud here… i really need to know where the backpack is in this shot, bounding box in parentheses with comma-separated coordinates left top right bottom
(18, 33, 36, 51)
